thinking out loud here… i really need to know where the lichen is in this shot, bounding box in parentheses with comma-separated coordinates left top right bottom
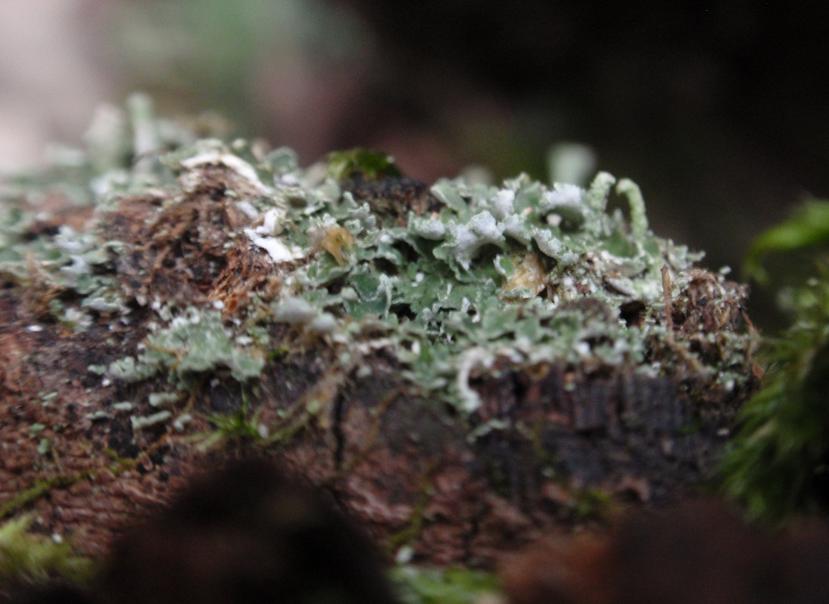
(1, 95, 755, 420)
(107, 308, 265, 383)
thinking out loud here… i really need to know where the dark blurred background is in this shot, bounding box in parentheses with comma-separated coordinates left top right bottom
(1, 0, 827, 325)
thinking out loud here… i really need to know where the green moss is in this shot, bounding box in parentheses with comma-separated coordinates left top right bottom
(327, 148, 401, 182)
(722, 267, 829, 523)
(573, 488, 613, 521)
(198, 390, 264, 450)
(744, 200, 829, 284)
(0, 516, 93, 586)
(386, 476, 433, 554)
(391, 566, 501, 604)
(0, 477, 80, 521)
(718, 199, 829, 524)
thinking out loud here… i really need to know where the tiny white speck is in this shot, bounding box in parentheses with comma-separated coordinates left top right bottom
(170, 316, 188, 329)
(575, 342, 591, 356)
(236, 200, 259, 220)
(173, 414, 193, 432)
(308, 313, 337, 334)
(26, 325, 43, 333)
(255, 208, 285, 235)
(395, 545, 414, 564)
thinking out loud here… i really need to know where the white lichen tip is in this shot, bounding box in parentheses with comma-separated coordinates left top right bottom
(532, 228, 563, 259)
(456, 347, 494, 412)
(181, 149, 269, 194)
(450, 210, 505, 269)
(469, 210, 503, 240)
(541, 183, 584, 210)
(253, 207, 288, 236)
(273, 296, 317, 324)
(235, 200, 259, 220)
(491, 189, 516, 219)
(244, 229, 304, 264)
(130, 410, 172, 431)
(308, 312, 338, 334)
(410, 215, 446, 240)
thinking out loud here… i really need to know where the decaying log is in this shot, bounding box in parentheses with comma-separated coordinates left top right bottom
(0, 117, 757, 566)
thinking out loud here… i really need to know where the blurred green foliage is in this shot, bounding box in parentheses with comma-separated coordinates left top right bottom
(327, 148, 401, 181)
(744, 201, 829, 284)
(391, 566, 501, 604)
(0, 516, 92, 587)
(114, 0, 368, 133)
(723, 200, 829, 523)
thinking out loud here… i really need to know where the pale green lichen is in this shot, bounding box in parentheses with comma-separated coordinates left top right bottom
(617, 179, 649, 242)
(107, 308, 265, 384)
(130, 410, 173, 431)
(1, 96, 754, 418)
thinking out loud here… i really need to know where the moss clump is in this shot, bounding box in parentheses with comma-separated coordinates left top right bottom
(0, 515, 92, 588)
(722, 200, 829, 523)
(327, 148, 402, 182)
(391, 566, 501, 604)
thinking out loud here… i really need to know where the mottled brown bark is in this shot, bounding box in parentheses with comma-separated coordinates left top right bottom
(1, 299, 751, 566)
(0, 173, 756, 567)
